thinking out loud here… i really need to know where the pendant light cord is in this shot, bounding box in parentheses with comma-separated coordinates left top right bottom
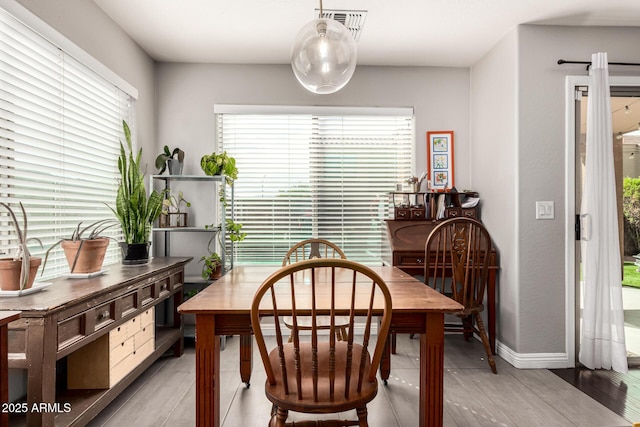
(319, 0, 323, 16)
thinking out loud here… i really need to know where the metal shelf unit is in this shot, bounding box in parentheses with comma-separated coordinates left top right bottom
(150, 174, 235, 271)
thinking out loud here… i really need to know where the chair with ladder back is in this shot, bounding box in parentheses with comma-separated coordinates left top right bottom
(251, 258, 393, 427)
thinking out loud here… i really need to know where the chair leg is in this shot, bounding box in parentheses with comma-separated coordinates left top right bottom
(391, 333, 397, 354)
(474, 313, 497, 374)
(462, 316, 473, 342)
(269, 406, 288, 427)
(356, 406, 368, 427)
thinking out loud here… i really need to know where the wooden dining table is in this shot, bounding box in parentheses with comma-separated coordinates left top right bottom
(178, 265, 463, 427)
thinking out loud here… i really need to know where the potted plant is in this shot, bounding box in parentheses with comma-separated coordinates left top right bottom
(0, 202, 43, 291)
(199, 251, 223, 280)
(110, 120, 163, 265)
(200, 151, 238, 185)
(42, 219, 117, 274)
(155, 145, 185, 175)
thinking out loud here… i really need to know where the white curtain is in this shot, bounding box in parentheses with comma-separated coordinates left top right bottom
(579, 52, 628, 373)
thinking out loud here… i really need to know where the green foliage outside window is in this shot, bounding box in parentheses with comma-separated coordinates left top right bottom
(623, 177, 640, 253)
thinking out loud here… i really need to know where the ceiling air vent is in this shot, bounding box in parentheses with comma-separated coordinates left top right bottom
(315, 9, 367, 42)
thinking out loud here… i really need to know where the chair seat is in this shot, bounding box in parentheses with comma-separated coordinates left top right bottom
(265, 341, 378, 413)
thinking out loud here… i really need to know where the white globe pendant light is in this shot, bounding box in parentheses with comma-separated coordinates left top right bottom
(291, 3, 357, 94)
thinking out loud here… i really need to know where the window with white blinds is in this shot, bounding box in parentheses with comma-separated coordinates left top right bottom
(0, 8, 134, 279)
(217, 107, 413, 266)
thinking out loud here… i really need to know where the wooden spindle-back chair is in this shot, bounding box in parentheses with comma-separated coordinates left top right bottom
(251, 258, 393, 427)
(282, 238, 347, 265)
(283, 239, 349, 342)
(424, 217, 497, 374)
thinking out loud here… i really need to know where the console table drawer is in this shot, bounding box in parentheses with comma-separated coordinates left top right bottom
(58, 300, 116, 350)
(93, 300, 116, 330)
(394, 252, 425, 267)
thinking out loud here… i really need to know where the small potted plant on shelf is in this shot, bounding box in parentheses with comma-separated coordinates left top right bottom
(155, 146, 185, 175)
(0, 202, 43, 291)
(109, 120, 163, 265)
(200, 151, 238, 184)
(159, 190, 191, 228)
(42, 219, 117, 274)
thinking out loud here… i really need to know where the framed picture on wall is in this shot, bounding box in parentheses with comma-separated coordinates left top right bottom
(427, 131, 454, 191)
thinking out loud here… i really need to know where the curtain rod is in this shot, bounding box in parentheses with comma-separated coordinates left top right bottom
(557, 59, 640, 71)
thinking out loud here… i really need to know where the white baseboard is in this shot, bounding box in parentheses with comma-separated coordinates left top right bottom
(497, 340, 571, 369)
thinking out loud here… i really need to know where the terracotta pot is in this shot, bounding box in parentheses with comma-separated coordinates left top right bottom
(61, 238, 110, 273)
(0, 257, 42, 291)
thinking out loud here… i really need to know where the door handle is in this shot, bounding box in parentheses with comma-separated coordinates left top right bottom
(580, 213, 592, 241)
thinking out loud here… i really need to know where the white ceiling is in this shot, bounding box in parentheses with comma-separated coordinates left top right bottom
(94, 0, 640, 67)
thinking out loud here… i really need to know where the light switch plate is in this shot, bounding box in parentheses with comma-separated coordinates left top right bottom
(536, 201, 554, 220)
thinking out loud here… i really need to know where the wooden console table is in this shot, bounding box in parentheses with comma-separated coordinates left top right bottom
(1, 311, 20, 427)
(382, 219, 499, 354)
(0, 257, 191, 427)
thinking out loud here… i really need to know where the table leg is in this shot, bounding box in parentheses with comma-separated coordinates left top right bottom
(420, 313, 444, 427)
(488, 269, 496, 355)
(239, 334, 252, 386)
(173, 290, 184, 357)
(26, 317, 57, 427)
(196, 314, 221, 427)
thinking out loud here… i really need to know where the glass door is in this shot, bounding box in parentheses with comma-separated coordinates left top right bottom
(576, 87, 640, 366)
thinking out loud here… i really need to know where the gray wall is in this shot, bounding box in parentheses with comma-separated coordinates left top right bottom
(471, 30, 519, 350)
(472, 24, 640, 360)
(155, 63, 471, 181)
(517, 25, 640, 355)
(155, 64, 473, 278)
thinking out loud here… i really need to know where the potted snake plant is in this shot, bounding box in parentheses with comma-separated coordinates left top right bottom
(109, 120, 163, 265)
